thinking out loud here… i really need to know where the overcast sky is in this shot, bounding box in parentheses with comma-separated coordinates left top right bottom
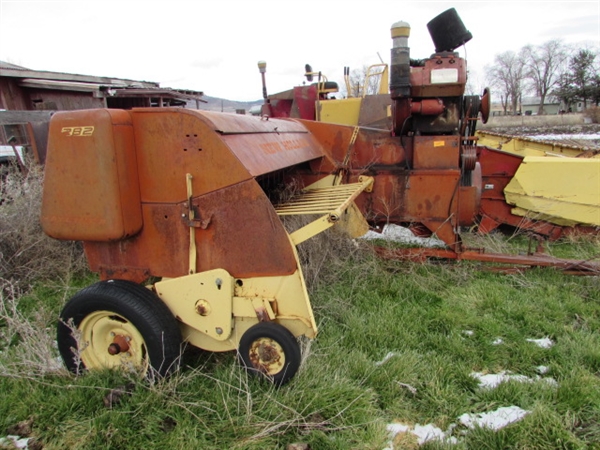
(1, 0, 598, 101)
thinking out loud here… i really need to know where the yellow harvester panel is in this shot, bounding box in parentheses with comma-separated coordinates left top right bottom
(318, 97, 362, 126)
(504, 157, 600, 227)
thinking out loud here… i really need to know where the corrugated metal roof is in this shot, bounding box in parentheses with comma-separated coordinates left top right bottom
(0, 60, 204, 100)
(0, 61, 29, 70)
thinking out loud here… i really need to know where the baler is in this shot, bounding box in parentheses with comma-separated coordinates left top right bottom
(41, 108, 373, 385)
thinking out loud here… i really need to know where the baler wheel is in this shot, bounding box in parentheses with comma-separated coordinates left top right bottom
(238, 322, 301, 386)
(57, 280, 181, 378)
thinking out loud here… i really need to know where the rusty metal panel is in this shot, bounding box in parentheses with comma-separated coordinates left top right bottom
(199, 110, 307, 134)
(132, 109, 324, 199)
(477, 146, 566, 238)
(192, 180, 297, 278)
(85, 179, 297, 281)
(409, 56, 467, 97)
(41, 109, 142, 241)
(357, 94, 392, 128)
(353, 172, 403, 225)
(131, 109, 253, 203)
(412, 135, 460, 169)
(204, 111, 325, 177)
(221, 130, 324, 178)
(300, 120, 406, 168)
(402, 170, 461, 221)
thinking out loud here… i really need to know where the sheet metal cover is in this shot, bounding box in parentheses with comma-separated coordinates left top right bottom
(199, 111, 324, 177)
(505, 157, 600, 226)
(41, 109, 142, 241)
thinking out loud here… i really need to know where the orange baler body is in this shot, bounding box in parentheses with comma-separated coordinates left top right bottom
(41, 108, 325, 283)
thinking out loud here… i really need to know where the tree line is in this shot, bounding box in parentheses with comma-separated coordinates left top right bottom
(485, 40, 599, 115)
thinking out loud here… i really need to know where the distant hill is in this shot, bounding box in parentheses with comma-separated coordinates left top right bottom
(198, 96, 262, 114)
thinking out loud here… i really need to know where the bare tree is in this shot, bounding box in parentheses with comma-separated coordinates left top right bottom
(486, 50, 527, 115)
(522, 40, 569, 114)
(342, 65, 386, 98)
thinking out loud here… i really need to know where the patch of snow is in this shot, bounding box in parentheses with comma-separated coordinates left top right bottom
(375, 352, 397, 366)
(385, 403, 536, 447)
(458, 406, 530, 431)
(535, 365, 550, 375)
(361, 224, 445, 248)
(526, 337, 554, 348)
(387, 423, 410, 435)
(0, 435, 30, 449)
(386, 422, 457, 446)
(471, 371, 529, 389)
(528, 133, 600, 141)
(471, 371, 558, 389)
(412, 423, 458, 445)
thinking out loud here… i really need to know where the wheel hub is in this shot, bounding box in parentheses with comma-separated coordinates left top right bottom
(249, 337, 285, 375)
(79, 311, 148, 373)
(107, 335, 131, 355)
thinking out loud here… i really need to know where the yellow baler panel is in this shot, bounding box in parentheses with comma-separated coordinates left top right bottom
(318, 98, 362, 126)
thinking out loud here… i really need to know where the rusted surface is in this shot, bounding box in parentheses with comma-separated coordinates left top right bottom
(46, 109, 324, 283)
(195, 300, 211, 317)
(249, 338, 284, 375)
(293, 121, 480, 248)
(300, 120, 406, 170)
(131, 109, 252, 203)
(107, 335, 130, 355)
(410, 98, 445, 116)
(412, 135, 459, 169)
(41, 109, 142, 241)
(409, 55, 467, 97)
(292, 85, 320, 120)
(357, 94, 392, 128)
(86, 180, 298, 280)
(255, 307, 270, 322)
(375, 246, 600, 275)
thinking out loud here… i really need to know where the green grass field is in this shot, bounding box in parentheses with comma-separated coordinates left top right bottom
(1, 229, 599, 449)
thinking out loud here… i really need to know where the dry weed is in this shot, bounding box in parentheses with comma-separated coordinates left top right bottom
(283, 214, 373, 292)
(583, 106, 600, 124)
(0, 164, 87, 290)
(0, 278, 67, 377)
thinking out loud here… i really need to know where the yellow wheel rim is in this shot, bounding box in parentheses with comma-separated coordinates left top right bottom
(79, 310, 149, 374)
(248, 337, 286, 376)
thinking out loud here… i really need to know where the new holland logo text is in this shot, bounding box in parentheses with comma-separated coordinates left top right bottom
(61, 126, 95, 136)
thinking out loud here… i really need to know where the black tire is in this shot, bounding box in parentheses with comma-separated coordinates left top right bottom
(238, 322, 301, 386)
(57, 279, 181, 378)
